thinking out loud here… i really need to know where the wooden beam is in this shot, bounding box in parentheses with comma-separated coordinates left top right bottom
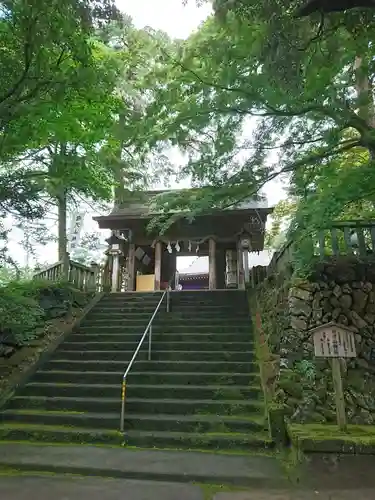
(127, 244, 135, 291)
(154, 241, 162, 291)
(209, 238, 217, 290)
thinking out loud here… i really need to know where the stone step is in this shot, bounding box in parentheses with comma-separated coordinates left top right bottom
(88, 306, 165, 314)
(59, 341, 254, 352)
(0, 423, 123, 445)
(95, 303, 161, 311)
(169, 298, 248, 304)
(83, 316, 250, 326)
(94, 305, 246, 315)
(0, 410, 266, 433)
(0, 410, 120, 429)
(122, 429, 272, 452)
(92, 308, 249, 318)
(7, 395, 262, 415)
(0, 424, 271, 451)
(18, 382, 261, 400)
(100, 291, 247, 304)
(51, 350, 255, 363)
(69, 332, 252, 343)
(33, 370, 258, 386)
(99, 296, 160, 302)
(78, 324, 252, 334)
(98, 297, 161, 305)
(44, 359, 256, 373)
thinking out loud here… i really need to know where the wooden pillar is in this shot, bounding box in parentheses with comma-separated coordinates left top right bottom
(226, 249, 238, 288)
(243, 249, 250, 284)
(111, 252, 120, 293)
(154, 241, 162, 290)
(62, 252, 70, 281)
(127, 243, 135, 291)
(237, 242, 245, 290)
(215, 248, 226, 289)
(209, 238, 217, 290)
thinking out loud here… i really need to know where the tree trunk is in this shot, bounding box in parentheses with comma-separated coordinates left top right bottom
(113, 110, 126, 206)
(354, 55, 375, 129)
(57, 188, 69, 279)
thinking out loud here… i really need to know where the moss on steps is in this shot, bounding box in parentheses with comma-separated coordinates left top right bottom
(289, 423, 375, 453)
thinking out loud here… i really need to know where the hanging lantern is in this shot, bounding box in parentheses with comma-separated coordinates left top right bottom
(240, 232, 251, 250)
(106, 234, 124, 256)
(349, 230, 359, 248)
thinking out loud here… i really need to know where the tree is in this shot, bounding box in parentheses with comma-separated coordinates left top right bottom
(97, 19, 176, 204)
(1, 19, 177, 267)
(296, 0, 375, 17)
(140, 4, 375, 232)
(0, 0, 120, 268)
(0, 0, 119, 159)
(265, 200, 298, 249)
(72, 231, 107, 264)
(1, 37, 122, 264)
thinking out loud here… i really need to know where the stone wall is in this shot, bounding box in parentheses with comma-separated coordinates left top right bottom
(255, 257, 375, 425)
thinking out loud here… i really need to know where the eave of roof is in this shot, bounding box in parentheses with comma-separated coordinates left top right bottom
(93, 188, 273, 222)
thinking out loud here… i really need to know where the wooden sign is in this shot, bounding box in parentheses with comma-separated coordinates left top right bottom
(311, 322, 356, 358)
(309, 322, 357, 432)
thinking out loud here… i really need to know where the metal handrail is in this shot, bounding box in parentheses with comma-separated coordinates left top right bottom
(120, 280, 173, 432)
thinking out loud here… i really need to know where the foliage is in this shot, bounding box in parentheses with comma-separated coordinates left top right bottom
(142, 2, 375, 243)
(96, 19, 176, 200)
(0, 279, 88, 351)
(0, 18, 177, 263)
(0, 1, 120, 265)
(0, 288, 43, 345)
(0, 0, 118, 160)
(72, 231, 107, 264)
(265, 200, 298, 249)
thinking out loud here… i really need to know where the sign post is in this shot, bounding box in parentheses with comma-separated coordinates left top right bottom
(309, 322, 357, 432)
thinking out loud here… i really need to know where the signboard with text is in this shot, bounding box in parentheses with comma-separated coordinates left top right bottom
(312, 322, 357, 358)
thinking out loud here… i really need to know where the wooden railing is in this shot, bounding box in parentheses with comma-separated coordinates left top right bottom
(266, 220, 375, 278)
(34, 260, 100, 292)
(314, 220, 375, 258)
(267, 240, 294, 276)
(248, 265, 268, 288)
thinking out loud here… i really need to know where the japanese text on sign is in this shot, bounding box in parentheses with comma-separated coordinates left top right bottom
(313, 323, 356, 358)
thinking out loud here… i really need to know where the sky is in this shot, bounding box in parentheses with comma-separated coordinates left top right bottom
(8, 0, 285, 271)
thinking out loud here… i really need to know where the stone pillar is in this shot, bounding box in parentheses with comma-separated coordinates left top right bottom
(237, 242, 245, 290)
(208, 238, 217, 290)
(154, 241, 162, 290)
(127, 243, 136, 291)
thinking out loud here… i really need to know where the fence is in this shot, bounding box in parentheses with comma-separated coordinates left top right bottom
(34, 259, 102, 292)
(251, 220, 375, 286)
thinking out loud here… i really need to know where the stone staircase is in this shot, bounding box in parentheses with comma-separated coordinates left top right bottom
(0, 290, 272, 452)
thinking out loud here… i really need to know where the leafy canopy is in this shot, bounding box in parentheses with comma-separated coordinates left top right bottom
(142, 1, 375, 234)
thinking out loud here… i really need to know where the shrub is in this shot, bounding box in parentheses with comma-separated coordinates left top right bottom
(0, 278, 89, 352)
(0, 288, 43, 345)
